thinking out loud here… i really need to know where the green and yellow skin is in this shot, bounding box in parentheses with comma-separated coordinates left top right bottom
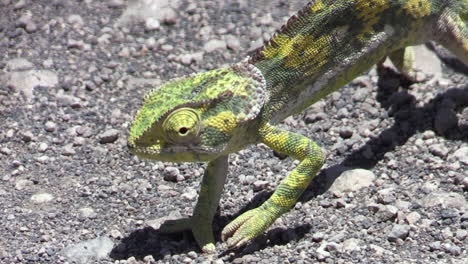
(128, 0, 468, 253)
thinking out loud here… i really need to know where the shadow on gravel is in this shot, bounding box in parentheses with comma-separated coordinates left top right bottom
(112, 69, 467, 260)
(313, 68, 468, 194)
(109, 227, 186, 261)
(426, 42, 468, 75)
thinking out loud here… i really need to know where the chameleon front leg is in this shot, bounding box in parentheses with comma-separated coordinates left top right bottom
(159, 155, 228, 253)
(221, 123, 324, 249)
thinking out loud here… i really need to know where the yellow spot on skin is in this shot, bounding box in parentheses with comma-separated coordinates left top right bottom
(284, 170, 310, 189)
(262, 130, 290, 150)
(295, 138, 311, 160)
(204, 111, 238, 134)
(262, 33, 330, 76)
(270, 195, 296, 208)
(310, 0, 325, 12)
(403, 0, 431, 18)
(354, 0, 390, 40)
(149, 144, 162, 151)
(262, 34, 290, 59)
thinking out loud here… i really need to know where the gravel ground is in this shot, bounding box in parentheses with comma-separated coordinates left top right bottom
(1, 0, 467, 263)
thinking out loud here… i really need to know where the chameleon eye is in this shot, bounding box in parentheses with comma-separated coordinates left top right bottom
(179, 127, 189, 135)
(163, 108, 200, 144)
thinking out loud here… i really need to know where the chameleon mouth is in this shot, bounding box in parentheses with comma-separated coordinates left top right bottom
(127, 143, 219, 162)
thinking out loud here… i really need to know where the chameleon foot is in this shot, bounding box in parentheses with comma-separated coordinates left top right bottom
(221, 207, 276, 249)
(159, 217, 216, 253)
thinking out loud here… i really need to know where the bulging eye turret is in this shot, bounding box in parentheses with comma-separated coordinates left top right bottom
(163, 108, 201, 144)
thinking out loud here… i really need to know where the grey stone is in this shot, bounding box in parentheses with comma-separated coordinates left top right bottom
(448, 146, 468, 165)
(342, 238, 361, 252)
(352, 88, 369, 102)
(181, 188, 197, 201)
(225, 35, 241, 50)
(422, 130, 436, 139)
(21, 131, 34, 142)
(62, 236, 114, 263)
(144, 18, 160, 31)
(377, 188, 396, 204)
(445, 244, 462, 256)
(31, 192, 54, 204)
(312, 232, 325, 242)
(421, 192, 466, 210)
(2, 70, 58, 100)
(116, 0, 181, 27)
(329, 168, 375, 193)
(109, 229, 123, 239)
(253, 180, 269, 191)
(241, 175, 256, 185)
(44, 121, 57, 132)
(79, 207, 97, 219)
(455, 230, 467, 240)
(15, 179, 34, 191)
(203, 39, 227, 53)
(5, 58, 34, 71)
(187, 251, 197, 259)
(25, 21, 37, 33)
(316, 243, 331, 260)
(405, 211, 421, 225)
(429, 143, 449, 158)
(99, 129, 119, 144)
(108, 0, 125, 8)
(387, 224, 410, 242)
(376, 205, 398, 222)
(160, 8, 178, 25)
(429, 241, 442, 251)
(178, 52, 203, 66)
(143, 255, 155, 262)
(163, 167, 183, 182)
(67, 39, 85, 49)
(62, 144, 76, 156)
(0, 147, 12, 155)
(67, 14, 84, 27)
(339, 127, 353, 139)
(14, 0, 27, 9)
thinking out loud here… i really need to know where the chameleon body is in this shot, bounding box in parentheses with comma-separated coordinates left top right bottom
(128, 0, 468, 252)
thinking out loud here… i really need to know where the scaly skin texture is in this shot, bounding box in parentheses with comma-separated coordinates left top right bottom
(128, 0, 468, 252)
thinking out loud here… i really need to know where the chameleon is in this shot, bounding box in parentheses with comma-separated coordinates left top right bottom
(128, 0, 468, 253)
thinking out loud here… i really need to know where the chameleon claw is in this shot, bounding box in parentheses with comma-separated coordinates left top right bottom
(222, 207, 276, 249)
(226, 237, 250, 249)
(221, 210, 256, 242)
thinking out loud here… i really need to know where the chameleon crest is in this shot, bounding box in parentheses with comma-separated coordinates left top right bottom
(128, 60, 267, 162)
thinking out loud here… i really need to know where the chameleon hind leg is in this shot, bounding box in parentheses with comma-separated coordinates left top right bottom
(159, 155, 228, 253)
(377, 47, 416, 81)
(221, 123, 324, 249)
(434, 10, 468, 66)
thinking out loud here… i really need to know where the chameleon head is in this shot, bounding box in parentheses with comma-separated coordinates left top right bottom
(128, 60, 267, 162)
